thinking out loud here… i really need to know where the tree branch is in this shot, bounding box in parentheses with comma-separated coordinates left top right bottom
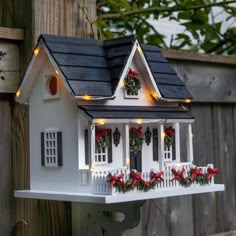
(100, 0, 236, 20)
(138, 17, 168, 48)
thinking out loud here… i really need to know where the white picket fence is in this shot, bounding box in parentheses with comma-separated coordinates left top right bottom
(91, 163, 214, 195)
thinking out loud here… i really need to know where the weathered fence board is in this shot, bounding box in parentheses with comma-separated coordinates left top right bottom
(0, 27, 24, 40)
(1, 0, 236, 235)
(0, 101, 11, 236)
(172, 61, 236, 103)
(139, 103, 236, 236)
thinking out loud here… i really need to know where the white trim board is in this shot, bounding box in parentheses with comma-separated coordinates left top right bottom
(15, 184, 224, 204)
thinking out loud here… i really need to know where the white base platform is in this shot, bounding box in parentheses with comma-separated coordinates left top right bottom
(15, 184, 224, 204)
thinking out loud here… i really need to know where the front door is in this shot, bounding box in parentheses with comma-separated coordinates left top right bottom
(130, 151, 142, 172)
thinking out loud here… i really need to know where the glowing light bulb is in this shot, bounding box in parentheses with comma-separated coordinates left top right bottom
(33, 48, 40, 56)
(98, 119, 105, 125)
(136, 118, 143, 124)
(137, 46, 142, 53)
(176, 163, 182, 168)
(161, 132, 166, 139)
(55, 70, 59, 75)
(119, 80, 125, 88)
(82, 95, 92, 100)
(152, 93, 158, 99)
(184, 99, 192, 103)
(16, 90, 21, 97)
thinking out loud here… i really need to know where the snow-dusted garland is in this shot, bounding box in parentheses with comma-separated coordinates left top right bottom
(124, 68, 142, 95)
(107, 167, 219, 193)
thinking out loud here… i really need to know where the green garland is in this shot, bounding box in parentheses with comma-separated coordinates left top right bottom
(108, 172, 162, 193)
(172, 167, 218, 187)
(129, 127, 145, 153)
(108, 167, 219, 193)
(164, 126, 175, 147)
(178, 172, 213, 187)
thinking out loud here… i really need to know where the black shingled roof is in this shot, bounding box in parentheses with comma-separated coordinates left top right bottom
(40, 34, 192, 100)
(79, 105, 194, 120)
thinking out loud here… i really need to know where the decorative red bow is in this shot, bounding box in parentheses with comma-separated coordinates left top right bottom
(108, 173, 126, 188)
(171, 168, 186, 182)
(128, 68, 140, 80)
(130, 171, 149, 188)
(207, 167, 219, 180)
(189, 167, 203, 181)
(95, 127, 111, 141)
(165, 127, 175, 136)
(149, 171, 164, 184)
(130, 126, 144, 137)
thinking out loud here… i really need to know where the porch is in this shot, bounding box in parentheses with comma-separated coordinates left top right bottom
(91, 162, 222, 196)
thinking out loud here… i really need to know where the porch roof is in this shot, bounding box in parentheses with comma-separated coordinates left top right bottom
(78, 105, 194, 120)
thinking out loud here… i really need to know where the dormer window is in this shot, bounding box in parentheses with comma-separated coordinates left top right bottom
(44, 74, 60, 99)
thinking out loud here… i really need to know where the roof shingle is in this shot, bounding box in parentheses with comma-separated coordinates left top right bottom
(40, 34, 192, 100)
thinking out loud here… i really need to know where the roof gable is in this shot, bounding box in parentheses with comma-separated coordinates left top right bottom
(142, 44, 192, 99)
(16, 34, 192, 103)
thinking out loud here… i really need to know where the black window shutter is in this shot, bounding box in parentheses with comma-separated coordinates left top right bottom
(41, 132, 45, 166)
(172, 128, 176, 161)
(84, 129, 89, 165)
(108, 131, 112, 163)
(57, 132, 63, 166)
(136, 151, 142, 172)
(153, 128, 158, 161)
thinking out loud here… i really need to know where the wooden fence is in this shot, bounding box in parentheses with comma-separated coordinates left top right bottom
(1, 0, 236, 235)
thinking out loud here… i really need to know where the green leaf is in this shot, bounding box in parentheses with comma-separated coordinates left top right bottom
(178, 11, 192, 20)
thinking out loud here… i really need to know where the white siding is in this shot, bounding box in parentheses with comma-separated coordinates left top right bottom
(29, 56, 89, 193)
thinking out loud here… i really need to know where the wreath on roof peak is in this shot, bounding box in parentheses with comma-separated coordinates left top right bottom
(124, 68, 142, 95)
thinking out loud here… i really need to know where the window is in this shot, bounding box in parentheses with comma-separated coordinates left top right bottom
(124, 90, 139, 99)
(95, 146, 108, 165)
(44, 74, 60, 99)
(41, 130, 62, 167)
(164, 145, 173, 162)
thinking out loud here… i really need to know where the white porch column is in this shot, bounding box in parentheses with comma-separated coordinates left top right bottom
(159, 124, 165, 170)
(89, 124, 95, 171)
(186, 123, 194, 163)
(124, 124, 130, 170)
(174, 122, 181, 163)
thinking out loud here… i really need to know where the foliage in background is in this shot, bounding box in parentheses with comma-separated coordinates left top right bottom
(96, 0, 236, 55)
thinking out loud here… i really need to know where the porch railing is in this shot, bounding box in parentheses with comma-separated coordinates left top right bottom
(92, 163, 214, 195)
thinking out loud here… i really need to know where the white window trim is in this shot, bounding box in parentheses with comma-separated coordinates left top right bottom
(94, 146, 108, 166)
(164, 145, 173, 162)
